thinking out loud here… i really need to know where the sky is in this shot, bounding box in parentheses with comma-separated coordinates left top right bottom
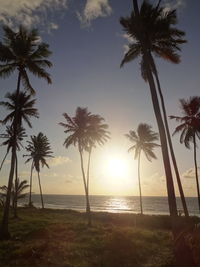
(0, 0, 200, 197)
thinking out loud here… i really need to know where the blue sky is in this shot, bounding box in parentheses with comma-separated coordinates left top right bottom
(0, 0, 200, 197)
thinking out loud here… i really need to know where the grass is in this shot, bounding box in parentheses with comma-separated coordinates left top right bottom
(0, 207, 198, 267)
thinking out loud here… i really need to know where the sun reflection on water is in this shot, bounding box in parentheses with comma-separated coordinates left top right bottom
(106, 197, 132, 212)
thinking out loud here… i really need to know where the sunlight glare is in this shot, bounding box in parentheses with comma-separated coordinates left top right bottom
(105, 155, 129, 178)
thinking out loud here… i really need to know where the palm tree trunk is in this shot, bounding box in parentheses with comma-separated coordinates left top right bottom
(193, 135, 200, 212)
(138, 151, 143, 214)
(0, 71, 21, 240)
(144, 53, 178, 223)
(37, 171, 44, 209)
(79, 145, 91, 226)
(86, 146, 92, 192)
(13, 154, 18, 218)
(0, 151, 9, 172)
(152, 59, 189, 217)
(29, 161, 34, 207)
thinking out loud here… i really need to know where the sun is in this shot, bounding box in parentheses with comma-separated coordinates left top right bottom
(105, 155, 129, 178)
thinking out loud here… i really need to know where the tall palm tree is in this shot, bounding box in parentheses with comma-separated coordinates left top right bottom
(126, 123, 159, 214)
(0, 25, 52, 239)
(120, 0, 182, 225)
(86, 115, 110, 192)
(0, 90, 39, 239)
(0, 126, 26, 172)
(128, 0, 189, 217)
(24, 132, 53, 209)
(59, 107, 92, 225)
(170, 96, 200, 213)
(85, 114, 110, 225)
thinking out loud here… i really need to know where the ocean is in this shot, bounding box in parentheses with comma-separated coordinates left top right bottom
(19, 195, 199, 216)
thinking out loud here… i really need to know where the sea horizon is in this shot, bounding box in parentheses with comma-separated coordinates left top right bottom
(19, 194, 200, 216)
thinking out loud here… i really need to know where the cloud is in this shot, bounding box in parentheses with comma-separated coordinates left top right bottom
(121, 33, 134, 54)
(163, 0, 186, 12)
(77, 0, 112, 26)
(0, 0, 68, 29)
(182, 167, 200, 179)
(49, 156, 71, 166)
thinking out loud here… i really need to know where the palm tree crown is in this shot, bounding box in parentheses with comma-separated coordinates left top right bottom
(126, 123, 160, 161)
(24, 132, 53, 172)
(0, 25, 52, 94)
(0, 125, 26, 153)
(0, 90, 39, 128)
(86, 114, 110, 149)
(170, 96, 200, 148)
(120, 1, 186, 79)
(59, 107, 92, 151)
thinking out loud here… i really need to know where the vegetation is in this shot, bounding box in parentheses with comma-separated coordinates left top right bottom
(0, 126, 26, 172)
(120, 0, 188, 227)
(170, 96, 200, 213)
(0, 25, 52, 239)
(0, 1, 199, 265)
(60, 108, 109, 226)
(126, 123, 159, 214)
(0, 207, 189, 267)
(0, 179, 29, 218)
(24, 133, 53, 209)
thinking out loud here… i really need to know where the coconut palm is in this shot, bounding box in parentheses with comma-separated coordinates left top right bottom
(0, 179, 29, 218)
(60, 107, 93, 225)
(0, 126, 27, 172)
(126, 123, 159, 214)
(125, 0, 189, 217)
(0, 90, 39, 239)
(24, 133, 53, 209)
(86, 115, 110, 192)
(170, 96, 200, 213)
(120, 0, 181, 223)
(123, 0, 188, 217)
(0, 25, 51, 239)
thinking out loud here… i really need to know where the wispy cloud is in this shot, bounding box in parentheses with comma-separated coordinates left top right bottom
(163, 0, 186, 11)
(0, 0, 68, 29)
(49, 156, 71, 166)
(77, 0, 112, 26)
(182, 167, 200, 179)
(121, 33, 133, 54)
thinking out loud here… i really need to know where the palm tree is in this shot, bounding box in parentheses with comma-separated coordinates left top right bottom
(59, 107, 93, 225)
(0, 25, 52, 239)
(0, 90, 39, 239)
(86, 115, 110, 192)
(0, 179, 29, 218)
(0, 126, 27, 172)
(85, 115, 110, 224)
(123, 0, 189, 217)
(126, 123, 159, 214)
(120, 0, 181, 225)
(170, 96, 200, 213)
(24, 132, 53, 209)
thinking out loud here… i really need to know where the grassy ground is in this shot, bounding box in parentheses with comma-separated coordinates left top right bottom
(0, 208, 197, 267)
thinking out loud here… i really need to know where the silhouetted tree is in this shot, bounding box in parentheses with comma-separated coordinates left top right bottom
(24, 132, 53, 209)
(0, 126, 26, 172)
(86, 114, 110, 193)
(0, 90, 39, 239)
(0, 179, 29, 218)
(120, 0, 179, 228)
(0, 25, 52, 239)
(126, 123, 159, 214)
(170, 96, 200, 213)
(60, 107, 93, 225)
